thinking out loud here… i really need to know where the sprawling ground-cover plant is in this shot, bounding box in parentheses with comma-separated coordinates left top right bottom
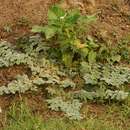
(98, 39, 130, 64)
(1, 37, 130, 120)
(0, 41, 30, 67)
(77, 62, 130, 102)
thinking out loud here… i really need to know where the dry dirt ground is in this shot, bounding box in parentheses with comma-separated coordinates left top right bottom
(0, 0, 58, 27)
(0, 0, 130, 128)
(0, 0, 130, 41)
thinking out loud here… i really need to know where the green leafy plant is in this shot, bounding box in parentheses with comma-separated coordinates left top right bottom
(118, 39, 130, 63)
(0, 41, 30, 67)
(74, 89, 129, 102)
(0, 75, 36, 95)
(32, 5, 97, 66)
(98, 38, 130, 64)
(105, 90, 129, 101)
(60, 79, 76, 88)
(98, 42, 121, 63)
(16, 35, 50, 58)
(80, 62, 130, 102)
(47, 97, 82, 120)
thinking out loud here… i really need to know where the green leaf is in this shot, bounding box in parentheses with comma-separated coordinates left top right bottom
(65, 10, 80, 25)
(32, 25, 56, 39)
(43, 26, 57, 39)
(80, 48, 89, 58)
(31, 26, 45, 33)
(62, 53, 73, 66)
(48, 9, 57, 20)
(88, 51, 97, 63)
(60, 79, 76, 88)
(111, 55, 121, 62)
(49, 5, 65, 19)
(99, 45, 108, 54)
(87, 36, 99, 48)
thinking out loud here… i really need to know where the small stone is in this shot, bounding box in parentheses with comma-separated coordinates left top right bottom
(0, 107, 2, 113)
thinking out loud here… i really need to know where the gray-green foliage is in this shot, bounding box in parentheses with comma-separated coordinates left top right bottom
(1, 35, 130, 121)
(105, 90, 129, 101)
(0, 42, 57, 95)
(16, 35, 49, 57)
(74, 89, 129, 101)
(101, 66, 130, 87)
(81, 62, 130, 87)
(74, 90, 95, 101)
(0, 75, 37, 95)
(60, 79, 76, 88)
(80, 62, 130, 101)
(0, 41, 75, 96)
(81, 62, 101, 85)
(0, 41, 76, 96)
(0, 57, 61, 95)
(47, 97, 82, 120)
(0, 41, 30, 67)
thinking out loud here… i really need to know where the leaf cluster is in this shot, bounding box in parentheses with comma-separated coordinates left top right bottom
(47, 97, 82, 120)
(78, 62, 130, 101)
(0, 41, 30, 67)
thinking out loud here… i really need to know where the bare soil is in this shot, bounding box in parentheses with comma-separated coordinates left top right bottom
(0, 0, 58, 27)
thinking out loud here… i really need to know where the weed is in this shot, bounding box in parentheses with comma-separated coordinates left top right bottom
(32, 5, 97, 66)
(4, 102, 44, 130)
